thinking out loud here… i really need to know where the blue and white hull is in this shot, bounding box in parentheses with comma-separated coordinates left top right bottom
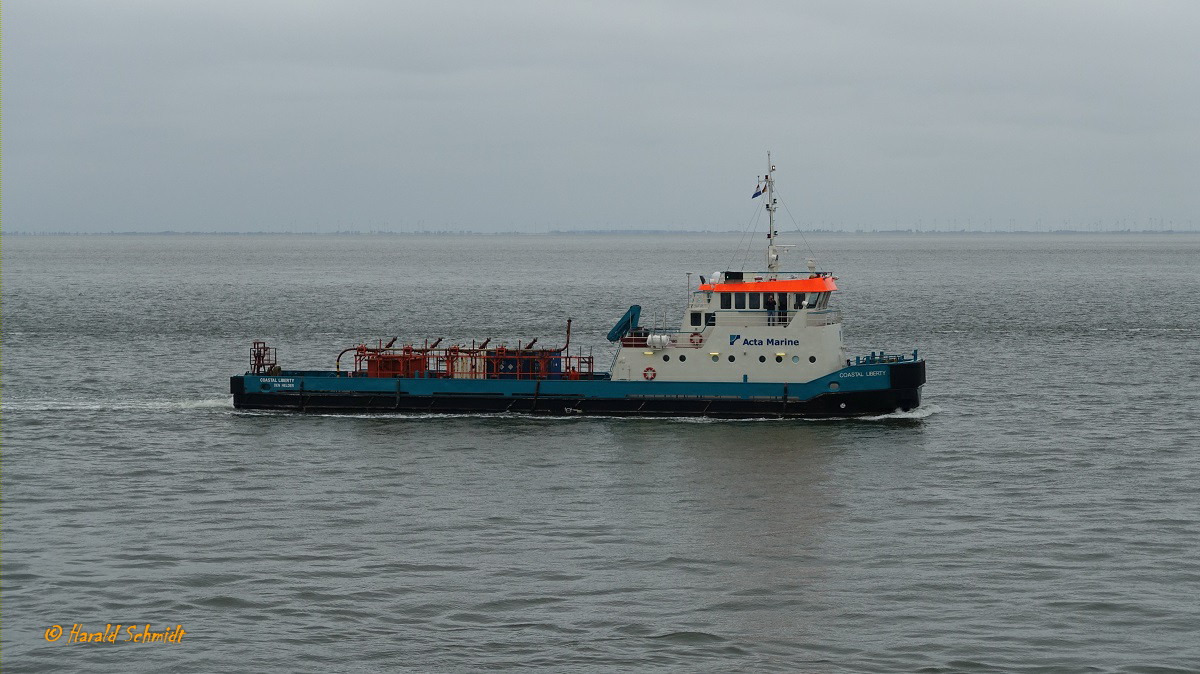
(231, 359, 924, 418)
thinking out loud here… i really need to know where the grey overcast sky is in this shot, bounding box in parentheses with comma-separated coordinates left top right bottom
(5, 1, 1199, 232)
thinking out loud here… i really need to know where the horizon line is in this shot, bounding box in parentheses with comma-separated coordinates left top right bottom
(3, 228, 1198, 236)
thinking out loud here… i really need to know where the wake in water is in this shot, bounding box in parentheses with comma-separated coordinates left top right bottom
(1, 397, 232, 413)
(860, 403, 942, 421)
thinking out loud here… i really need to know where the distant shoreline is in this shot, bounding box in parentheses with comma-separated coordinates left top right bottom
(4, 229, 1198, 236)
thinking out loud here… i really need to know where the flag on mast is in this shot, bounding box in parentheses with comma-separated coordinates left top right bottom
(751, 182, 764, 198)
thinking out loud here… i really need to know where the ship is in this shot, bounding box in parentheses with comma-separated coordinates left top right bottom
(230, 155, 925, 418)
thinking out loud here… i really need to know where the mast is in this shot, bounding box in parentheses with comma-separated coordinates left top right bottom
(765, 152, 780, 273)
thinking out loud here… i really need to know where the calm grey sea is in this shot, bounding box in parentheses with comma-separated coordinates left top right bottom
(3, 233, 1200, 672)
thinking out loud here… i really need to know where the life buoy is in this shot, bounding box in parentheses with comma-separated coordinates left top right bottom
(643, 367, 657, 380)
(689, 332, 704, 345)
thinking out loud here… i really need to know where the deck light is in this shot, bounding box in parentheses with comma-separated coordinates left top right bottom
(708, 352, 720, 356)
(643, 351, 654, 356)
(776, 352, 786, 356)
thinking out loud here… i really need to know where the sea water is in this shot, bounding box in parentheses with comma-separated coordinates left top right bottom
(3, 233, 1199, 672)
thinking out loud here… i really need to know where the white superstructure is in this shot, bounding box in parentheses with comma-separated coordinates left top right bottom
(611, 154, 846, 383)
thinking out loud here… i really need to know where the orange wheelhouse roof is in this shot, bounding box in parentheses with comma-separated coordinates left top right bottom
(698, 277, 838, 293)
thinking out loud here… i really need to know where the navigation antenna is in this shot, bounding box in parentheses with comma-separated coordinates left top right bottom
(764, 152, 793, 275)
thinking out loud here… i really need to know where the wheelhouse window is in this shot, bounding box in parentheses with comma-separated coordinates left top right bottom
(795, 293, 807, 309)
(690, 312, 702, 327)
(749, 293, 761, 309)
(720, 293, 732, 309)
(734, 293, 746, 309)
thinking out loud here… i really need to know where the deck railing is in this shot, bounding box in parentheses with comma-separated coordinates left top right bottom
(707, 309, 838, 328)
(625, 308, 842, 339)
(620, 331, 699, 348)
(249, 341, 278, 374)
(350, 345, 598, 380)
(854, 350, 920, 365)
(805, 309, 842, 327)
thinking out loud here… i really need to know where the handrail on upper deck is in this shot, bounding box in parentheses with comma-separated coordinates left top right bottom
(854, 350, 920, 365)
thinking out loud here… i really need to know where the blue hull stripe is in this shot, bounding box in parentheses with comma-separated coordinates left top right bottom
(241, 363, 897, 401)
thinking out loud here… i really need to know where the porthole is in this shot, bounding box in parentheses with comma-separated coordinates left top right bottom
(711, 355, 719, 362)
(829, 381, 840, 391)
(775, 356, 783, 363)
(662, 354, 670, 362)
(679, 355, 687, 362)
(792, 356, 799, 363)
(727, 355, 735, 362)
(809, 356, 816, 363)
(758, 355, 766, 363)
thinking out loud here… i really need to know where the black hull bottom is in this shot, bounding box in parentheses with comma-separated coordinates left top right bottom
(232, 387, 922, 419)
